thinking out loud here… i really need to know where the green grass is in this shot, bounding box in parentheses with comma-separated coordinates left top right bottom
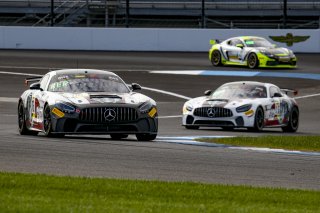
(196, 136, 320, 152)
(0, 172, 320, 212)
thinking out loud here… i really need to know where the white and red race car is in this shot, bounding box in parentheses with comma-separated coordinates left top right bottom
(18, 69, 158, 141)
(182, 81, 299, 132)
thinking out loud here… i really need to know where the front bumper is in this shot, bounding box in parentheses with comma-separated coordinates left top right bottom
(50, 105, 158, 134)
(258, 54, 297, 68)
(182, 108, 255, 128)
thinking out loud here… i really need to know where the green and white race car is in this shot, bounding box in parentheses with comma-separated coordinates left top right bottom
(209, 36, 297, 69)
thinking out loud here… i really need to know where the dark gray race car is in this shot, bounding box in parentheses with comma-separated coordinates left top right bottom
(18, 69, 158, 141)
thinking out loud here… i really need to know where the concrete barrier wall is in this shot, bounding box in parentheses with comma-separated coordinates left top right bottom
(0, 26, 319, 53)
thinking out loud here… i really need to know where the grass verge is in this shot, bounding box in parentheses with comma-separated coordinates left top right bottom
(196, 136, 320, 152)
(0, 172, 320, 212)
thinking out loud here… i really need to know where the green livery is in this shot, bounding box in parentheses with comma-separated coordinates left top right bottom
(209, 36, 297, 69)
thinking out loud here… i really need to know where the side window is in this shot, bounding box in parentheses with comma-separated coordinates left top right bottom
(230, 39, 243, 46)
(40, 74, 50, 91)
(269, 86, 281, 98)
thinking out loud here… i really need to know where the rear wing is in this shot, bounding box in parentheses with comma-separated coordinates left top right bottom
(281, 88, 298, 96)
(25, 76, 42, 86)
(209, 39, 220, 45)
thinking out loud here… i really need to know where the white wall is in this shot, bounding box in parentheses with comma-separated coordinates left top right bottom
(0, 26, 319, 53)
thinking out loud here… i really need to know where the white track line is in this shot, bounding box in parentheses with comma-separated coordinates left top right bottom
(294, 93, 320, 99)
(158, 115, 182, 119)
(0, 71, 42, 77)
(1, 71, 319, 102)
(142, 86, 191, 100)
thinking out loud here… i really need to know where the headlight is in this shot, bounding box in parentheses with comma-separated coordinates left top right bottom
(185, 103, 193, 111)
(236, 104, 252, 113)
(139, 101, 153, 113)
(288, 50, 295, 58)
(183, 103, 193, 114)
(260, 50, 274, 58)
(55, 101, 76, 113)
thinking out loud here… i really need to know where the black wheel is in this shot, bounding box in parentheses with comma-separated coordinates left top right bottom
(136, 133, 157, 141)
(282, 107, 299, 133)
(43, 105, 65, 137)
(110, 134, 128, 140)
(185, 125, 200, 130)
(43, 104, 54, 137)
(249, 107, 264, 132)
(18, 101, 38, 136)
(247, 53, 259, 69)
(211, 50, 222, 66)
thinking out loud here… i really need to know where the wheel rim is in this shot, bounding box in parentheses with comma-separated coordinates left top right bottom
(43, 106, 51, 132)
(212, 51, 220, 65)
(256, 109, 264, 129)
(291, 110, 299, 129)
(18, 103, 24, 129)
(248, 54, 256, 68)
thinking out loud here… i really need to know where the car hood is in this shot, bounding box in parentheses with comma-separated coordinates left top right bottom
(187, 96, 257, 108)
(49, 92, 153, 106)
(257, 47, 290, 56)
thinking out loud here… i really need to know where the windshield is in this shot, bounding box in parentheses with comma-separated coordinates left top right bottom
(244, 38, 273, 48)
(48, 73, 130, 93)
(210, 83, 267, 99)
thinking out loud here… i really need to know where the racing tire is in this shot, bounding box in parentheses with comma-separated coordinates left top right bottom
(136, 133, 157, 141)
(110, 134, 129, 140)
(211, 50, 222, 66)
(185, 125, 200, 130)
(43, 104, 64, 138)
(18, 101, 38, 136)
(282, 107, 299, 133)
(247, 53, 259, 69)
(249, 107, 264, 132)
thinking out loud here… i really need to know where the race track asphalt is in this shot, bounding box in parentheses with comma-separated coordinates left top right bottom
(0, 50, 319, 190)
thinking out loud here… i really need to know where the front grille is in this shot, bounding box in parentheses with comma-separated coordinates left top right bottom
(79, 107, 138, 123)
(194, 107, 233, 118)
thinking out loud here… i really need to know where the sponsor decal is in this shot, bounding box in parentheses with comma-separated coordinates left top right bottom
(269, 33, 310, 47)
(52, 107, 65, 118)
(148, 107, 157, 118)
(244, 109, 254, 117)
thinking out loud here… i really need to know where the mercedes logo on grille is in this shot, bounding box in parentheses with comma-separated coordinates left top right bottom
(207, 108, 216, 118)
(104, 109, 116, 121)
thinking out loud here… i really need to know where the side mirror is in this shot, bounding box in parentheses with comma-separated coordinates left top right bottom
(272, 92, 282, 98)
(236, 44, 244, 49)
(210, 40, 216, 45)
(131, 83, 141, 91)
(29, 82, 41, 90)
(204, 90, 212, 96)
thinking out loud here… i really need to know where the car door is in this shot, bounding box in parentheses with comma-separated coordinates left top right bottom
(29, 74, 50, 130)
(267, 86, 288, 125)
(222, 39, 244, 62)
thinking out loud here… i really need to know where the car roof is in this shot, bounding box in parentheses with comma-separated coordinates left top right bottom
(48, 69, 117, 76)
(222, 81, 276, 88)
(227, 36, 265, 41)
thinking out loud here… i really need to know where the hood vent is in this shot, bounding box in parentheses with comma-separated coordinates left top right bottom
(90, 94, 122, 99)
